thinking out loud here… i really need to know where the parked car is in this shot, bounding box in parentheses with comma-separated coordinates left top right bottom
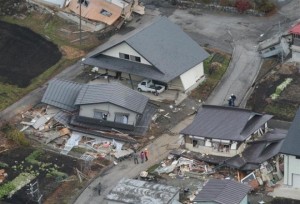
(137, 79, 166, 95)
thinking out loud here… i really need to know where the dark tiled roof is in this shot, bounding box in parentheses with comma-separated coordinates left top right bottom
(194, 179, 250, 204)
(41, 79, 83, 112)
(75, 82, 148, 114)
(83, 55, 166, 82)
(180, 105, 273, 142)
(225, 128, 287, 170)
(280, 108, 300, 156)
(83, 16, 209, 83)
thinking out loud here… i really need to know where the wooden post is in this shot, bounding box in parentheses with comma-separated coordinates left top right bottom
(129, 74, 134, 90)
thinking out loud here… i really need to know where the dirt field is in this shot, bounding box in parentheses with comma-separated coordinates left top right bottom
(0, 146, 108, 204)
(0, 20, 61, 87)
(247, 60, 300, 121)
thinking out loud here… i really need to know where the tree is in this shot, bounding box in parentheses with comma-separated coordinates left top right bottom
(235, 0, 251, 13)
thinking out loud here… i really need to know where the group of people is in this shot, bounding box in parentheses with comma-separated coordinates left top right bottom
(228, 94, 237, 107)
(133, 149, 149, 164)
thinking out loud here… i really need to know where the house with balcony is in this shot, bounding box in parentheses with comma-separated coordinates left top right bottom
(180, 105, 273, 157)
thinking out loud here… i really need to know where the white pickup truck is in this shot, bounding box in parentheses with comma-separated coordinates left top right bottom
(137, 79, 166, 96)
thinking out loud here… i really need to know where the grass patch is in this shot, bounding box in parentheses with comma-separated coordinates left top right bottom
(270, 78, 293, 100)
(1, 123, 30, 146)
(265, 102, 298, 121)
(190, 53, 230, 101)
(25, 149, 44, 165)
(0, 162, 8, 168)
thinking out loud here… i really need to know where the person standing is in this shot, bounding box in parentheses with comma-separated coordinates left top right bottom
(228, 97, 233, 107)
(140, 151, 145, 163)
(97, 182, 102, 195)
(231, 94, 236, 106)
(133, 151, 139, 164)
(144, 148, 148, 162)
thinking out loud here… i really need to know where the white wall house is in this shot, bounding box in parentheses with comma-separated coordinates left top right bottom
(83, 16, 209, 93)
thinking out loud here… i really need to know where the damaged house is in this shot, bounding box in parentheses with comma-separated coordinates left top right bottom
(41, 78, 156, 142)
(82, 16, 210, 93)
(105, 178, 180, 204)
(180, 105, 273, 158)
(257, 34, 292, 58)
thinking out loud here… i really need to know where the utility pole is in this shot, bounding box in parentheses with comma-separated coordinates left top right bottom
(79, 0, 82, 46)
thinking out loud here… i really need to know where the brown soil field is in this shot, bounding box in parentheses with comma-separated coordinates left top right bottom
(247, 60, 300, 121)
(0, 20, 61, 87)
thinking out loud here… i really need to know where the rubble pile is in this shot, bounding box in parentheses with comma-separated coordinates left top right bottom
(19, 104, 134, 161)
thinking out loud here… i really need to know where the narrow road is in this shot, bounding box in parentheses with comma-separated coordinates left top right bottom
(74, 116, 194, 204)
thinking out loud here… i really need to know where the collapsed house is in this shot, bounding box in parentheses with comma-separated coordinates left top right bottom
(105, 178, 180, 204)
(31, 0, 144, 31)
(18, 78, 157, 157)
(257, 34, 292, 58)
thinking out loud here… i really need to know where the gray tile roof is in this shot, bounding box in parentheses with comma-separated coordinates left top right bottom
(83, 55, 165, 82)
(180, 105, 273, 141)
(41, 78, 83, 112)
(194, 179, 250, 204)
(83, 16, 209, 83)
(280, 108, 300, 156)
(74, 82, 148, 114)
(225, 128, 287, 170)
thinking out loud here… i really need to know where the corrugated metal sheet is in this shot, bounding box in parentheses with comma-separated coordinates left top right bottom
(41, 79, 83, 112)
(105, 178, 179, 204)
(194, 179, 250, 204)
(281, 108, 300, 157)
(75, 82, 148, 114)
(180, 105, 273, 141)
(83, 16, 209, 83)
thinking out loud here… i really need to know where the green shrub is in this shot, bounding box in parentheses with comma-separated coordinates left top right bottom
(0, 162, 8, 168)
(25, 149, 44, 165)
(1, 123, 29, 146)
(0, 182, 15, 199)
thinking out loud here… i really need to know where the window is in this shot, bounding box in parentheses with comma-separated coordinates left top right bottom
(119, 53, 130, 60)
(130, 55, 141, 62)
(78, 0, 89, 7)
(119, 53, 141, 62)
(100, 9, 112, 17)
(94, 110, 108, 120)
(115, 113, 129, 124)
